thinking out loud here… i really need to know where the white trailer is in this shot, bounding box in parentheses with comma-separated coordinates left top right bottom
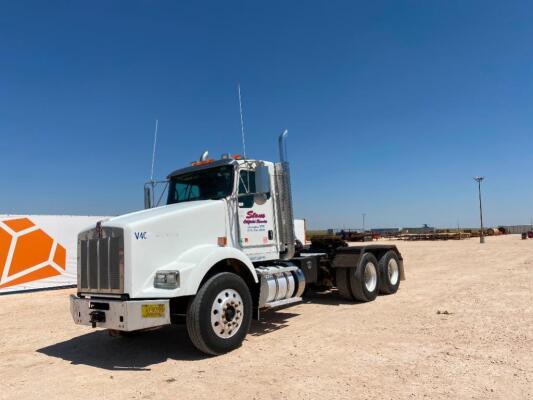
(293, 218, 307, 246)
(70, 131, 405, 355)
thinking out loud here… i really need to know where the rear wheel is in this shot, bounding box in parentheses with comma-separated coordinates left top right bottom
(378, 250, 401, 294)
(186, 272, 252, 355)
(335, 253, 380, 302)
(349, 253, 379, 302)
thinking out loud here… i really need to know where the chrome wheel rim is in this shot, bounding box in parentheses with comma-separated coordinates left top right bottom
(388, 259, 399, 285)
(364, 262, 377, 292)
(211, 289, 244, 339)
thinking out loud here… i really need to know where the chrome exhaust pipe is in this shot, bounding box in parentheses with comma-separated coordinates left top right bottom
(278, 129, 289, 162)
(275, 129, 295, 260)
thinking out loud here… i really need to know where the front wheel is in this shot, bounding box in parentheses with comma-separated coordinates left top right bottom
(186, 272, 252, 355)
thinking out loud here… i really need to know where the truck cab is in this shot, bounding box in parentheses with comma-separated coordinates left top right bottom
(70, 131, 405, 355)
(164, 157, 290, 262)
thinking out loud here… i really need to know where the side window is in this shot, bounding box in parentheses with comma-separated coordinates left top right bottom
(238, 170, 255, 208)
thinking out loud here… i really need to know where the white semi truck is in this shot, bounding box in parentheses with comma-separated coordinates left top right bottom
(70, 130, 405, 355)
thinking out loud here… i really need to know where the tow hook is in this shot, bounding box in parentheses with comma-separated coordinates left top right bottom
(89, 311, 106, 328)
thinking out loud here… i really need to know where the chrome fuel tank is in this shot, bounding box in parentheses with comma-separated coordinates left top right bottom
(256, 264, 305, 308)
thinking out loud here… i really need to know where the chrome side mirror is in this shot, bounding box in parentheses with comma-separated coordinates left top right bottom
(255, 165, 271, 194)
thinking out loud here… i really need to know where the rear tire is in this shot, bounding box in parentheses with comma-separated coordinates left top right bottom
(348, 253, 380, 302)
(378, 250, 401, 294)
(186, 272, 252, 355)
(335, 267, 353, 300)
(335, 253, 380, 302)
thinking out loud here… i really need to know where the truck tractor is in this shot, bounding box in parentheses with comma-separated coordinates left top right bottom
(70, 130, 405, 355)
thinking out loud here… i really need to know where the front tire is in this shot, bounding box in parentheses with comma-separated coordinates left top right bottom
(186, 272, 252, 355)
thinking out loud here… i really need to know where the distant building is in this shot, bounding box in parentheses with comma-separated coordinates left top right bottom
(401, 224, 435, 234)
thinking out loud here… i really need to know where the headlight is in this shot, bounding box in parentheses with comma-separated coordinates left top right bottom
(154, 270, 180, 289)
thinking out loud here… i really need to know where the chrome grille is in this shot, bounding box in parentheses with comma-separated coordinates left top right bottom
(78, 227, 124, 293)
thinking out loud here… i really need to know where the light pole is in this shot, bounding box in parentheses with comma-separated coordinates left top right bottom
(474, 177, 485, 244)
(362, 213, 366, 232)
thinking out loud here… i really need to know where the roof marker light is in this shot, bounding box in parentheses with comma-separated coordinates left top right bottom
(191, 159, 214, 166)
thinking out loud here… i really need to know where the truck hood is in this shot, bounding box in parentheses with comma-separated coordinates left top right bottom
(101, 200, 223, 229)
(95, 199, 229, 298)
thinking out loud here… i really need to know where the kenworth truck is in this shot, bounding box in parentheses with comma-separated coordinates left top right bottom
(70, 130, 405, 355)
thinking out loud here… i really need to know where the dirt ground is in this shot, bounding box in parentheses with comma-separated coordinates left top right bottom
(0, 235, 531, 400)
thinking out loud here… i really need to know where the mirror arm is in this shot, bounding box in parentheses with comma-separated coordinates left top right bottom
(144, 185, 152, 209)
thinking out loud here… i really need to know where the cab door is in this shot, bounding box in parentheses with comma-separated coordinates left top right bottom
(237, 169, 278, 259)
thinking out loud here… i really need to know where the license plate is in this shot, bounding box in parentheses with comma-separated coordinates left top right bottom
(141, 304, 165, 318)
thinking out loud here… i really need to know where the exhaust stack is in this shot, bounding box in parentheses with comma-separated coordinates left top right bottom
(278, 129, 289, 163)
(275, 129, 295, 260)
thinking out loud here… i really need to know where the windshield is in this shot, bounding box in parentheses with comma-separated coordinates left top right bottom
(167, 165, 235, 204)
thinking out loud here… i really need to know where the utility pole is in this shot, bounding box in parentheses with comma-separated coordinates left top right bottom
(474, 177, 485, 244)
(362, 213, 366, 232)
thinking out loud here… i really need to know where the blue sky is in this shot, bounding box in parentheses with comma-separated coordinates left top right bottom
(1, 1, 532, 229)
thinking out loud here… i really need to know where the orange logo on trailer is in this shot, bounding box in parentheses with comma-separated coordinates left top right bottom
(0, 218, 66, 289)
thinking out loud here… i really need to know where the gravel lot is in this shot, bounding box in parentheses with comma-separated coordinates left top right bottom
(1, 235, 531, 400)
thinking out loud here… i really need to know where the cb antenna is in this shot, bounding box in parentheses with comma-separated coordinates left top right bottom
(150, 119, 159, 182)
(149, 119, 159, 205)
(238, 83, 247, 159)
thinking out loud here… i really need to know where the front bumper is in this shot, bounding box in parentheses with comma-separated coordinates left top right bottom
(70, 295, 170, 331)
